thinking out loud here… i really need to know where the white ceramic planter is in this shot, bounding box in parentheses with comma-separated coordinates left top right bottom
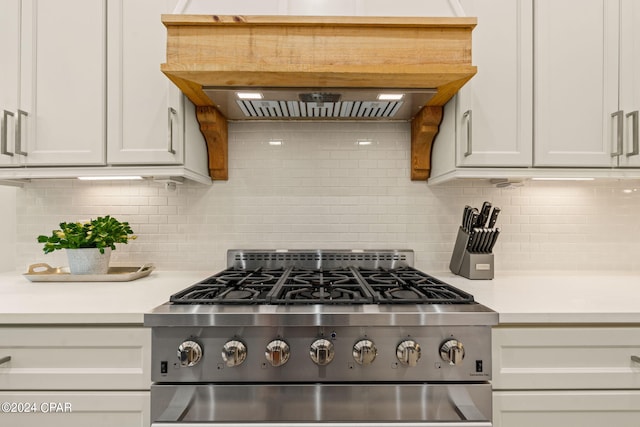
(66, 248, 112, 275)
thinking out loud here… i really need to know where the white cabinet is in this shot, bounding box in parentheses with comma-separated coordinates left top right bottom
(18, 0, 106, 166)
(0, 326, 151, 426)
(107, 0, 185, 165)
(0, 0, 21, 167)
(534, 0, 640, 168)
(494, 391, 640, 427)
(0, 392, 150, 427)
(618, 0, 640, 167)
(429, 0, 533, 182)
(492, 326, 640, 427)
(429, 0, 640, 183)
(533, 0, 618, 167)
(0, 0, 211, 183)
(454, 0, 532, 167)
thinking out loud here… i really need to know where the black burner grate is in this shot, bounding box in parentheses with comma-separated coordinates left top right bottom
(170, 267, 286, 304)
(356, 267, 475, 304)
(268, 268, 374, 304)
(170, 266, 474, 305)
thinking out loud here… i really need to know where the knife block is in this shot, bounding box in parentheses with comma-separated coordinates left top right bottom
(449, 228, 494, 280)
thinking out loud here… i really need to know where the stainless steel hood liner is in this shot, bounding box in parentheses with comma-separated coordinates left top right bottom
(237, 100, 403, 119)
(203, 88, 436, 121)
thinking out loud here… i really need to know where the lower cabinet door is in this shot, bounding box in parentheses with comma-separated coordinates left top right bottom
(493, 390, 640, 427)
(0, 391, 149, 427)
(0, 327, 150, 390)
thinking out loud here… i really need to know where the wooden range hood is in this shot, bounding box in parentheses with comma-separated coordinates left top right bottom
(161, 15, 477, 181)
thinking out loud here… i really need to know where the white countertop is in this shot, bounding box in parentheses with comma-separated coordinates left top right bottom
(1, 269, 639, 325)
(437, 271, 640, 324)
(0, 269, 211, 324)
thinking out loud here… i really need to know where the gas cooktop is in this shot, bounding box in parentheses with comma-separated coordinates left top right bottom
(146, 249, 497, 329)
(169, 250, 475, 306)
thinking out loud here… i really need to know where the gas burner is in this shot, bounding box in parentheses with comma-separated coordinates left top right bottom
(217, 272, 278, 286)
(283, 286, 363, 302)
(357, 267, 475, 304)
(291, 272, 353, 286)
(269, 268, 374, 305)
(170, 267, 286, 304)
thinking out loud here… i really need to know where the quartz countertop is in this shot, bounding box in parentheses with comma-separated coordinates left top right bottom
(0, 269, 211, 324)
(437, 271, 640, 324)
(0, 269, 639, 325)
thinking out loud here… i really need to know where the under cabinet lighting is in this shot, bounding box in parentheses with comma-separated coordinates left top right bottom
(268, 140, 283, 146)
(531, 177, 595, 181)
(357, 140, 373, 146)
(377, 93, 404, 101)
(236, 92, 263, 100)
(78, 176, 143, 181)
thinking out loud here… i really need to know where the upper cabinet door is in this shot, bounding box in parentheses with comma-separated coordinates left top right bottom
(533, 0, 619, 167)
(19, 0, 106, 165)
(455, 0, 533, 167)
(0, 0, 21, 167)
(618, 0, 640, 167)
(107, 0, 184, 165)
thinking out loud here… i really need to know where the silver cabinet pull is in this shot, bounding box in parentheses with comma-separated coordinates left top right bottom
(626, 110, 639, 157)
(611, 110, 624, 157)
(632, 355, 640, 364)
(167, 107, 177, 154)
(1, 110, 15, 157)
(15, 109, 28, 156)
(0, 356, 11, 365)
(463, 109, 472, 157)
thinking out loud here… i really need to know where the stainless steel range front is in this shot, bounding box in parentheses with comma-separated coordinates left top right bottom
(145, 250, 498, 427)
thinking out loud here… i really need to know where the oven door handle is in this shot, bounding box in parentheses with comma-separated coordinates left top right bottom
(152, 423, 492, 427)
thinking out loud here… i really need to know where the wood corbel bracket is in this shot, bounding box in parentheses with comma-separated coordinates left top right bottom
(194, 103, 445, 182)
(196, 106, 228, 180)
(411, 106, 444, 181)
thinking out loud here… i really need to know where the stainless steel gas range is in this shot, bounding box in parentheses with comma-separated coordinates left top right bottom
(145, 250, 498, 427)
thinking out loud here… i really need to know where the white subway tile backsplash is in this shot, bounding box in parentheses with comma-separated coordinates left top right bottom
(12, 122, 640, 273)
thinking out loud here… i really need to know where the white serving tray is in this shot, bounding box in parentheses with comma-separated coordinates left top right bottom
(23, 263, 155, 282)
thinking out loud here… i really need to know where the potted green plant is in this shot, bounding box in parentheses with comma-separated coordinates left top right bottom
(37, 215, 136, 275)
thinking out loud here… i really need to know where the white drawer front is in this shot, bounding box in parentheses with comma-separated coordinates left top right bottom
(0, 327, 150, 390)
(493, 390, 640, 427)
(0, 391, 149, 427)
(492, 326, 640, 390)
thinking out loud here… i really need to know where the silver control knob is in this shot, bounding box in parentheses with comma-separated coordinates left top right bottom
(265, 339, 290, 367)
(352, 339, 377, 365)
(310, 338, 335, 366)
(222, 340, 247, 367)
(440, 339, 465, 365)
(178, 340, 203, 367)
(396, 339, 421, 367)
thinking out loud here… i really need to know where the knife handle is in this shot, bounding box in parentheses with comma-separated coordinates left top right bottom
(462, 205, 472, 231)
(466, 228, 478, 252)
(477, 202, 492, 227)
(487, 229, 501, 253)
(488, 207, 501, 228)
(468, 210, 479, 232)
